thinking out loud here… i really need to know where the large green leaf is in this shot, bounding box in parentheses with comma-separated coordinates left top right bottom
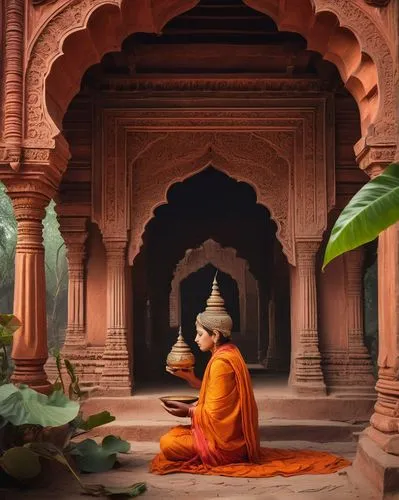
(323, 163, 399, 269)
(78, 411, 116, 431)
(70, 435, 130, 473)
(0, 384, 79, 426)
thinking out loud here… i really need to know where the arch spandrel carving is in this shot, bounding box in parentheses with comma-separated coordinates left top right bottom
(127, 131, 294, 266)
(24, 0, 396, 150)
(312, 0, 395, 140)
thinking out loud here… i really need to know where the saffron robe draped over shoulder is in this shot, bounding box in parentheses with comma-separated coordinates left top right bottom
(150, 344, 350, 477)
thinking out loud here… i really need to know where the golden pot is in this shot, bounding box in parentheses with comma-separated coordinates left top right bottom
(166, 327, 195, 369)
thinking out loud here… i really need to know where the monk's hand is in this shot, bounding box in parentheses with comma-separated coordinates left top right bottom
(161, 400, 190, 418)
(166, 366, 193, 378)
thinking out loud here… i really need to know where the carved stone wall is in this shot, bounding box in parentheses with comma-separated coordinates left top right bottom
(92, 100, 334, 267)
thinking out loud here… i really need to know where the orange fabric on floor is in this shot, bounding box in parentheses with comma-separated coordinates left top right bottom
(150, 344, 351, 477)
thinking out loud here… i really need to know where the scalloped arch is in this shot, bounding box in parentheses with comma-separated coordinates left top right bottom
(127, 140, 292, 266)
(24, 0, 395, 150)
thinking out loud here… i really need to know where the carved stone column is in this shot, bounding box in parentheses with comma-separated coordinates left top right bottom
(344, 248, 375, 391)
(292, 240, 326, 394)
(4, 0, 24, 170)
(99, 239, 131, 395)
(367, 222, 399, 448)
(60, 217, 88, 351)
(9, 190, 52, 392)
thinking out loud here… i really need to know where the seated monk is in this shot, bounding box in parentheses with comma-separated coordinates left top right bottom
(150, 277, 350, 478)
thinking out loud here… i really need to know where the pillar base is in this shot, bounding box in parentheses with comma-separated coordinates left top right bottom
(351, 434, 399, 499)
(365, 426, 399, 455)
(291, 381, 326, 396)
(11, 359, 52, 394)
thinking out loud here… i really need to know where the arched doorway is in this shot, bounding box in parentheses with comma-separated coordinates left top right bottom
(132, 166, 286, 383)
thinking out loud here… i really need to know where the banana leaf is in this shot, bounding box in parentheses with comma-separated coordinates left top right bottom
(323, 163, 399, 269)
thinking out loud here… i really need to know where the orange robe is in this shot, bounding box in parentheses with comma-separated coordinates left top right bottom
(150, 344, 350, 477)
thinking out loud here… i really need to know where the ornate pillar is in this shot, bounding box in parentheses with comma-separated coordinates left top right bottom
(4, 0, 24, 170)
(367, 222, 399, 449)
(8, 190, 52, 392)
(344, 248, 375, 391)
(59, 217, 88, 351)
(99, 239, 131, 395)
(292, 240, 326, 394)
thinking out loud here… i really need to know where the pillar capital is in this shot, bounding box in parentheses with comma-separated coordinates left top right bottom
(354, 140, 396, 178)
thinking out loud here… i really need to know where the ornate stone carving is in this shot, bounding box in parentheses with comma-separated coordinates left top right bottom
(355, 142, 397, 176)
(291, 240, 326, 394)
(91, 77, 323, 93)
(4, 0, 24, 170)
(314, 0, 395, 141)
(99, 239, 131, 395)
(25, 0, 121, 148)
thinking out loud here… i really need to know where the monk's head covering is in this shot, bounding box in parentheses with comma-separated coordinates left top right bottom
(196, 274, 233, 338)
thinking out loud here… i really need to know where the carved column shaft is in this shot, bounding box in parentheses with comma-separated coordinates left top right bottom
(100, 240, 131, 395)
(344, 248, 375, 390)
(292, 241, 326, 394)
(61, 228, 87, 349)
(9, 191, 51, 393)
(4, 0, 24, 168)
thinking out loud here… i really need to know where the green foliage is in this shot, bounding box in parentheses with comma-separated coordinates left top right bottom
(0, 314, 21, 384)
(323, 163, 399, 269)
(70, 435, 130, 473)
(0, 183, 17, 315)
(0, 446, 41, 480)
(0, 384, 79, 427)
(77, 411, 116, 432)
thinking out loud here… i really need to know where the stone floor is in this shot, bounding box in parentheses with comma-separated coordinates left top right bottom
(0, 441, 378, 500)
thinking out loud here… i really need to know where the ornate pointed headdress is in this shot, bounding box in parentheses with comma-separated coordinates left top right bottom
(196, 273, 233, 337)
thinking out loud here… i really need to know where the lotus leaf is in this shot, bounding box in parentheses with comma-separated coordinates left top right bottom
(0, 384, 79, 426)
(71, 435, 130, 473)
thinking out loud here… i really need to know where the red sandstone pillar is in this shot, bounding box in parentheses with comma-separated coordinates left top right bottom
(9, 191, 52, 393)
(292, 240, 326, 394)
(366, 223, 399, 451)
(60, 218, 88, 351)
(344, 248, 375, 391)
(99, 239, 131, 395)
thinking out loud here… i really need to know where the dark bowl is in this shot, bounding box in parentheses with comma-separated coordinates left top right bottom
(159, 395, 199, 405)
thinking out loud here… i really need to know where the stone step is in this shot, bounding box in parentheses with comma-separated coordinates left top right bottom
(81, 394, 375, 422)
(85, 417, 367, 443)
